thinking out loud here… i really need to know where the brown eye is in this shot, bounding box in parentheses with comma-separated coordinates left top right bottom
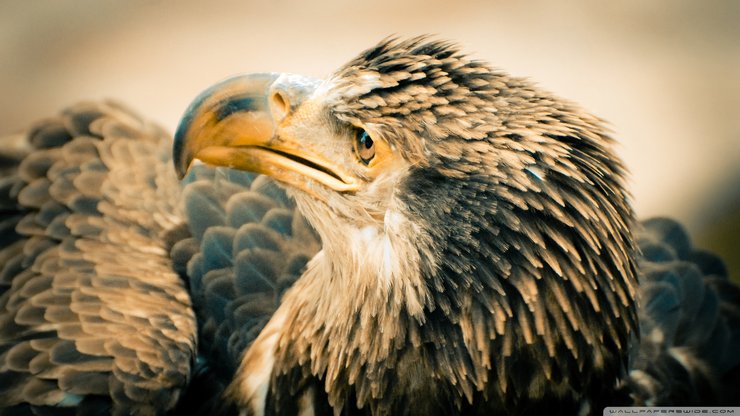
(355, 129, 375, 165)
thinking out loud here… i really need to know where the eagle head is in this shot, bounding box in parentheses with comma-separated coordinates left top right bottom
(174, 37, 639, 415)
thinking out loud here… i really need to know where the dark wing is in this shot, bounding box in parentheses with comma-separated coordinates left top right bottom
(170, 165, 320, 415)
(630, 217, 740, 405)
(0, 102, 197, 414)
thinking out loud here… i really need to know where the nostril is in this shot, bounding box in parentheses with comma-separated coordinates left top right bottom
(270, 90, 290, 122)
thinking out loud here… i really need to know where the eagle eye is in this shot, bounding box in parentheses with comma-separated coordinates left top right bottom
(355, 129, 375, 165)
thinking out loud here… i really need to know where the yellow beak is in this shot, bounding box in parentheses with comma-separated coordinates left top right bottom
(173, 73, 359, 193)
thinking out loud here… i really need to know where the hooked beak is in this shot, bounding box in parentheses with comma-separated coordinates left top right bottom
(173, 73, 359, 193)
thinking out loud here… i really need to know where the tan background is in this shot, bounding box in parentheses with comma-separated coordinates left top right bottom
(1, 0, 738, 277)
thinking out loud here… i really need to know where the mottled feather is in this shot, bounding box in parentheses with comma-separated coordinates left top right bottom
(0, 102, 196, 415)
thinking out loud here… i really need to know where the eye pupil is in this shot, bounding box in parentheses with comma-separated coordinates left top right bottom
(355, 129, 376, 165)
(361, 132, 373, 149)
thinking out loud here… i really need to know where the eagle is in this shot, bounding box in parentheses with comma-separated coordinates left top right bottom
(0, 37, 738, 415)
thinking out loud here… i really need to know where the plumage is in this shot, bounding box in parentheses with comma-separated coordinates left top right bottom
(0, 37, 738, 415)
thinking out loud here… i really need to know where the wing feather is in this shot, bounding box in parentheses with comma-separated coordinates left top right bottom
(172, 165, 320, 413)
(0, 102, 197, 414)
(630, 218, 740, 405)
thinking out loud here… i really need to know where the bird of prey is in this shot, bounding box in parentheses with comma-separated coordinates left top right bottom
(0, 37, 738, 415)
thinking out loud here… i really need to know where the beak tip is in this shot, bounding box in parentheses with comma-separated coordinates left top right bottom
(172, 143, 189, 181)
(173, 104, 198, 180)
(175, 165, 187, 180)
(173, 147, 192, 180)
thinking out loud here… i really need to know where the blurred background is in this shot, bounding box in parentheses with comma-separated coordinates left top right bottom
(1, 0, 738, 279)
